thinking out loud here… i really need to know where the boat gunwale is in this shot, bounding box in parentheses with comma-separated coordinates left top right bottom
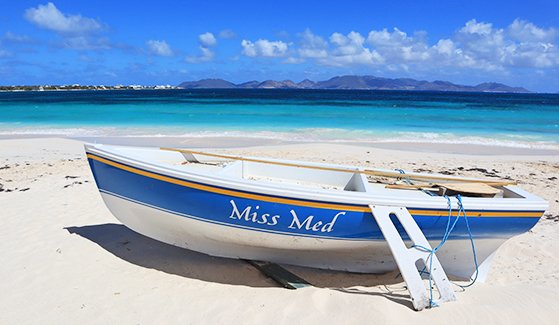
(84, 144, 548, 215)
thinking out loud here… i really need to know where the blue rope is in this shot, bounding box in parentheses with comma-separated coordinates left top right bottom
(395, 168, 412, 184)
(412, 194, 479, 307)
(412, 196, 457, 307)
(456, 195, 479, 288)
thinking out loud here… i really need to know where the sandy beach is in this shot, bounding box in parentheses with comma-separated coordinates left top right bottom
(1, 137, 558, 324)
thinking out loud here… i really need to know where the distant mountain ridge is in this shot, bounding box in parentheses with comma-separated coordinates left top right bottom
(178, 75, 530, 93)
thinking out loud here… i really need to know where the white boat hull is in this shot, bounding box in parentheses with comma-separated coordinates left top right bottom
(101, 192, 502, 279)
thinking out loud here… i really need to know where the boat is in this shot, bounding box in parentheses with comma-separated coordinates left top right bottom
(85, 144, 547, 283)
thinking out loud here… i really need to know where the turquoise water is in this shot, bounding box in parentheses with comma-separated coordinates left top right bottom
(1, 89, 558, 148)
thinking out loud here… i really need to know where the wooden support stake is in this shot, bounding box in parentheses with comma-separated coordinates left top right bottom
(246, 260, 311, 289)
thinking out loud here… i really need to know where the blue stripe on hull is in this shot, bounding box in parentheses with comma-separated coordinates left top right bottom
(87, 155, 541, 241)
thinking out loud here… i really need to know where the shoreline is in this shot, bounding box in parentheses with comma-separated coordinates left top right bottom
(1, 134, 559, 156)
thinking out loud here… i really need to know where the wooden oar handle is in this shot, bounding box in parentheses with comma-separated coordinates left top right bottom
(161, 147, 517, 186)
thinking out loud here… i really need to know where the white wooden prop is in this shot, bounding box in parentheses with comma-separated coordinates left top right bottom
(369, 205, 456, 310)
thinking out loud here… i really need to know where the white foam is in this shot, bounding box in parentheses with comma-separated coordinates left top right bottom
(1, 126, 557, 150)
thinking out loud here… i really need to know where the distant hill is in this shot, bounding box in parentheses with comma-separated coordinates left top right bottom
(178, 75, 530, 93)
(177, 78, 236, 88)
(473, 82, 529, 93)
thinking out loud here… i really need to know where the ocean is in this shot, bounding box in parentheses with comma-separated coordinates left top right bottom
(1, 89, 558, 149)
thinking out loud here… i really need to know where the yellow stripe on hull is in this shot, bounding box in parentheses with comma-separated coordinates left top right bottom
(87, 153, 542, 218)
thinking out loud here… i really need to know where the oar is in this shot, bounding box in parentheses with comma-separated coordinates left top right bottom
(160, 147, 517, 186)
(362, 169, 516, 186)
(384, 184, 437, 190)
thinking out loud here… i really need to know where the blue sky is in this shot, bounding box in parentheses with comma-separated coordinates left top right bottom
(1, 1, 558, 92)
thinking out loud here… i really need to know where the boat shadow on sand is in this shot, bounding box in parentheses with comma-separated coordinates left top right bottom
(66, 223, 415, 308)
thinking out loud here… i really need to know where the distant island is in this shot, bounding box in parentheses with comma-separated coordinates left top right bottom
(178, 75, 530, 93)
(0, 75, 531, 93)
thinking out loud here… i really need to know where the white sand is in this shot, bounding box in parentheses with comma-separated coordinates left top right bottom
(1, 138, 559, 324)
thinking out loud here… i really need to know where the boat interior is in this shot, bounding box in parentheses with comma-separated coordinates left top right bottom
(95, 145, 528, 200)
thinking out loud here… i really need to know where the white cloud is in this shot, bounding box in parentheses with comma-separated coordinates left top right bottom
(241, 39, 288, 57)
(186, 46, 214, 63)
(451, 19, 559, 69)
(272, 19, 559, 73)
(368, 28, 409, 46)
(460, 19, 493, 35)
(323, 31, 383, 66)
(503, 42, 559, 68)
(199, 47, 214, 60)
(508, 19, 556, 42)
(368, 28, 430, 62)
(456, 20, 505, 61)
(186, 32, 218, 63)
(146, 40, 174, 56)
(24, 2, 102, 34)
(433, 39, 455, 56)
(23, 3, 110, 52)
(199, 32, 217, 47)
(297, 29, 328, 58)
